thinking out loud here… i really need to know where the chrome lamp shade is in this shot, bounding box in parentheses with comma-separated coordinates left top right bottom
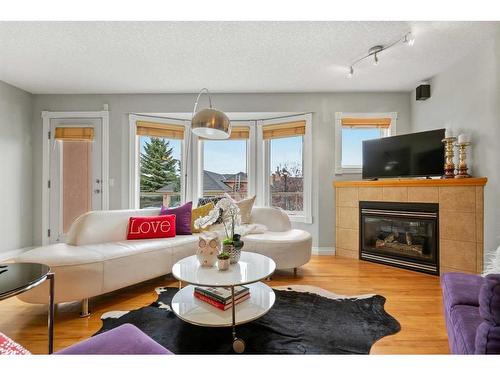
(191, 108, 231, 139)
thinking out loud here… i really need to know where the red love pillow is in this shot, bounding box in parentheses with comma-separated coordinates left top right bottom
(127, 215, 176, 240)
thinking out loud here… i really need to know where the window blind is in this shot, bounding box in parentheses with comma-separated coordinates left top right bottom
(262, 120, 306, 140)
(200, 126, 249, 141)
(55, 127, 95, 141)
(341, 118, 391, 128)
(228, 126, 250, 140)
(136, 121, 185, 139)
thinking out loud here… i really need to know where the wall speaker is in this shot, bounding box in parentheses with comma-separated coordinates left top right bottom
(416, 84, 431, 101)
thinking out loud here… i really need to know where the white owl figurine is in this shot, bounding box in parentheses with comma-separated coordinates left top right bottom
(196, 233, 220, 267)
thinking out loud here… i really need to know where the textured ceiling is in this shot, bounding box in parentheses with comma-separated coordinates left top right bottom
(0, 21, 498, 94)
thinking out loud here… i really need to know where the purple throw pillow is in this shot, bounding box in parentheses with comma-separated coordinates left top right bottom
(160, 201, 192, 235)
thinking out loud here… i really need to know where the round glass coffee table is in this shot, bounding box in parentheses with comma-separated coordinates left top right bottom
(171, 251, 276, 353)
(0, 263, 55, 353)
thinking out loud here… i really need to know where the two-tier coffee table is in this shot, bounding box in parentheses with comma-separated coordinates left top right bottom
(171, 251, 276, 353)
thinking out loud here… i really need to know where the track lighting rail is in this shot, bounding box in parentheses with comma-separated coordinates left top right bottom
(348, 31, 414, 77)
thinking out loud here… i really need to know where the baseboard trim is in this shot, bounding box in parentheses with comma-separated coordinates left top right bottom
(0, 247, 33, 262)
(312, 246, 335, 255)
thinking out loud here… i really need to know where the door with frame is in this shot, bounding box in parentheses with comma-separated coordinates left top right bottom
(48, 117, 104, 243)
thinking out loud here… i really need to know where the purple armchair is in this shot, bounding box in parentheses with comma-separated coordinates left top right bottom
(441, 273, 500, 354)
(56, 324, 171, 355)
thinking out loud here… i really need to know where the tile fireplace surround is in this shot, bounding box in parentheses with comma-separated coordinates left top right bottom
(333, 177, 487, 275)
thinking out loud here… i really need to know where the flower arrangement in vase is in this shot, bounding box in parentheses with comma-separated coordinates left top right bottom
(194, 197, 243, 263)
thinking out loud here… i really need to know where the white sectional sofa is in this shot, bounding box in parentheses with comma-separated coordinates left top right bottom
(14, 206, 312, 314)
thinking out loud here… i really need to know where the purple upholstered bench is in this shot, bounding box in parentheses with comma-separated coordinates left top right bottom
(56, 324, 171, 355)
(441, 273, 500, 354)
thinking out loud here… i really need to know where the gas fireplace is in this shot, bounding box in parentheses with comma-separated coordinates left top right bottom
(359, 201, 439, 275)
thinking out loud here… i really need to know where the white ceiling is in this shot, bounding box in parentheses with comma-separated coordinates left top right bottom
(0, 21, 498, 94)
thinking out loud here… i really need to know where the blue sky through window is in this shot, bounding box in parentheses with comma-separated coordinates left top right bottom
(204, 140, 247, 174)
(140, 135, 304, 175)
(203, 137, 304, 175)
(270, 136, 303, 175)
(342, 128, 380, 167)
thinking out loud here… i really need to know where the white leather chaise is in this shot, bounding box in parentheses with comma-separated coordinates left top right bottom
(14, 207, 312, 313)
(245, 208, 312, 270)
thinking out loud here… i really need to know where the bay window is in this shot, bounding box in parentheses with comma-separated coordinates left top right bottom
(129, 113, 311, 224)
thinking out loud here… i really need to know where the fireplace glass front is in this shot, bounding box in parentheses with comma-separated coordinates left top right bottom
(360, 201, 439, 275)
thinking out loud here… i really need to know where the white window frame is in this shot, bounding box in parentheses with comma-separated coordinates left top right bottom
(194, 121, 256, 202)
(258, 113, 312, 224)
(128, 114, 188, 209)
(334, 112, 397, 175)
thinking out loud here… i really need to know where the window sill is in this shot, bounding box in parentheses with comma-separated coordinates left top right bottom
(335, 167, 362, 175)
(288, 214, 312, 224)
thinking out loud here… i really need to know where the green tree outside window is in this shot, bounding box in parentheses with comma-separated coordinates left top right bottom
(140, 137, 180, 193)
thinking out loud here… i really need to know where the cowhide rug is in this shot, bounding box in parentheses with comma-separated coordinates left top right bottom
(96, 285, 400, 354)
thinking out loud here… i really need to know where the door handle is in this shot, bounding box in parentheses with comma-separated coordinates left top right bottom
(94, 189, 101, 194)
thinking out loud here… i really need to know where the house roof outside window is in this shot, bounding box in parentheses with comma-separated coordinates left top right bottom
(157, 170, 248, 194)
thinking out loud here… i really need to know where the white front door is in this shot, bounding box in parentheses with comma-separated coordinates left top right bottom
(48, 118, 103, 243)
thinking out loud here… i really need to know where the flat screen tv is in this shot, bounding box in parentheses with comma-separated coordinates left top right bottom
(362, 129, 445, 179)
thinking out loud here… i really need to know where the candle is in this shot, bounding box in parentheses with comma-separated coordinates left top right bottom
(458, 134, 470, 143)
(445, 128, 452, 138)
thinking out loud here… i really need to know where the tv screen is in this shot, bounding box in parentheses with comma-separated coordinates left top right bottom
(362, 129, 445, 179)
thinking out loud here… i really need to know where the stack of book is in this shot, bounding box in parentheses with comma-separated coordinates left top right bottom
(194, 286, 250, 311)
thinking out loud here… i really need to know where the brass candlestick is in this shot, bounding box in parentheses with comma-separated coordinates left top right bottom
(455, 142, 471, 178)
(442, 137, 457, 179)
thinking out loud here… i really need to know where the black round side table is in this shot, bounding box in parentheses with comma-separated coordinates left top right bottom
(0, 263, 55, 353)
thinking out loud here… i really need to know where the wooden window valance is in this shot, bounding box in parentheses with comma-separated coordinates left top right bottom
(55, 127, 95, 141)
(341, 118, 391, 128)
(262, 120, 306, 140)
(136, 121, 185, 139)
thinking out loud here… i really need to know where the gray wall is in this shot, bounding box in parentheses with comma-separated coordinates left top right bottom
(0, 80, 33, 255)
(411, 33, 500, 261)
(31, 92, 411, 248)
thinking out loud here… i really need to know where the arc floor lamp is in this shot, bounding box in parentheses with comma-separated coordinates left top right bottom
(184, 88, 232, 201)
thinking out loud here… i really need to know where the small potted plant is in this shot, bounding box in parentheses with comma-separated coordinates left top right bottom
(219, 199, 242, 263)
(222, 237, 234, 252)
(217, 252, 231, 271)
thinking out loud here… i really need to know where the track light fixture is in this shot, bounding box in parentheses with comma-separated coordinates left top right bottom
(347, 31, 414, 77)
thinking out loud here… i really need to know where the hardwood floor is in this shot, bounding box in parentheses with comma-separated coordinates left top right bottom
(0, 255, 449, 354)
